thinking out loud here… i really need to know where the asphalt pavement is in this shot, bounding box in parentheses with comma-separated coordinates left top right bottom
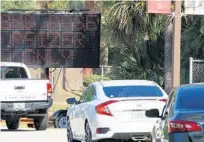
(0, 127, 67, 142)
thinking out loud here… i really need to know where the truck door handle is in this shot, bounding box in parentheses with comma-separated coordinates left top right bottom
(14, 86, 25, 90)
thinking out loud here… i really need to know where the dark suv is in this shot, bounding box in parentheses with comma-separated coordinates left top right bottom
(146, 83, 204, 142)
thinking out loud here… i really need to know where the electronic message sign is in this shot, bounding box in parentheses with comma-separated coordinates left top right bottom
(1, 11, 101, 68)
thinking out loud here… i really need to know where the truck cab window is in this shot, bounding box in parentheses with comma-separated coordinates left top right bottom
(0, 66, 28, 79)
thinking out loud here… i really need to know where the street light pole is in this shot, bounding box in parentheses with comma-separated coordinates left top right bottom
(172, 0, 182, 88)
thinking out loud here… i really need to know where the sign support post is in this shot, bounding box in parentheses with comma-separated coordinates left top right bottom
(172, 1, 182, 88)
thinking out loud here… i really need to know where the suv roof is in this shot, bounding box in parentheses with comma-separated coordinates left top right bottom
(178, 83, 204, 89)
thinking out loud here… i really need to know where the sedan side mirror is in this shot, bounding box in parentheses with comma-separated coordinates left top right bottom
(145, 109, 160, 118)
(161, 111, 168, 120)
(66, 98, 77, 104)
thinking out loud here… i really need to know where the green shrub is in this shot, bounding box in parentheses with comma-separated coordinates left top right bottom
(83, 74, 111, 87)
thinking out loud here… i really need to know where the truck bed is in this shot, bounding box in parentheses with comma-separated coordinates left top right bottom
(0, 79, 49, 102)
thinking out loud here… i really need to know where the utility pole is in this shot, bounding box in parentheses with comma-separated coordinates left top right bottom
(172, 1, 182, 88)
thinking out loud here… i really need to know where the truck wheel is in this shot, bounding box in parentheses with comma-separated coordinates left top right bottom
(54, 112, 67, 128)
(6, 118, 20, 130)
(34, 113, 48, 131)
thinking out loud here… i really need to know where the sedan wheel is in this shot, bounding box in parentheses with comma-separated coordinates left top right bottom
(85, 122, 92, 142)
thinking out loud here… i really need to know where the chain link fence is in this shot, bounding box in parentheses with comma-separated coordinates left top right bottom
(93, 65, 114, 78)
(189, 57, 204, 84)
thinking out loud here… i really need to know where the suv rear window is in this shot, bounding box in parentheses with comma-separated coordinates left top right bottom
(177, 86, 204, 110)
(0, 66, 28, 79)
(103, 85, 163, 98)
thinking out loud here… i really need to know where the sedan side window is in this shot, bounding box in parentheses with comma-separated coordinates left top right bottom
(92, 93, 97, 100)
(79, 89, 88, 103)
(167, 89, 177, 117)
(167, 89, 175, 106)
(168, 99, 175, 117)
(161, 89, 175, 117)
(85, 86, 96, 102)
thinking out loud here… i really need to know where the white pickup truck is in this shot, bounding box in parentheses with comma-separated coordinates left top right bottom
(0, 62, 53, 131)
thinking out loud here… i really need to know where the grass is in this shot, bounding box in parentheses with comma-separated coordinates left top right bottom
(50, 90, 82, 112)
(49, 103, 69, 112)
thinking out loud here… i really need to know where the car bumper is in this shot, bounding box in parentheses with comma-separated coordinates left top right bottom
(90, 115, 158, 141)
(95, 132, 152, 141)
(1, 97, 53, 116)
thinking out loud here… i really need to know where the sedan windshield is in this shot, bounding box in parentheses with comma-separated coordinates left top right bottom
(103, 85, 163, 98)
(177, 86, 204, 110)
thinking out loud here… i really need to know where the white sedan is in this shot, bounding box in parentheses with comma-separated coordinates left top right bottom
(66, 80, 168, 142)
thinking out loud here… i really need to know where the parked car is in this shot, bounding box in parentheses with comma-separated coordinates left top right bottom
(147, 83, 204, 142)
(0, 62, 53, 131)
(51, 109, 67, 128)
(66, 80, 168, 142)
(51, 101, 69, 128)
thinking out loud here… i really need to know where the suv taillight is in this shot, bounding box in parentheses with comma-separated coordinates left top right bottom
(95, 100, 118, 116)
(168, 120, 201, 133)
(47, 83, 52, 94)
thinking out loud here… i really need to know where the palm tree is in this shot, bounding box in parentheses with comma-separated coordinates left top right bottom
(181, 15, 204, 83)
(105, 1, 166, 86)
(107, 1, 165, 46)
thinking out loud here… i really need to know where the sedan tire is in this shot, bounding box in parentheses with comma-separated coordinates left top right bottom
(85, 122, 93, 142)
(67, 118, 80, 142)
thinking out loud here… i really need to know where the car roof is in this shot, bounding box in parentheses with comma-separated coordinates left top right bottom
(178, 83, 204, 90)
(0, 62, 27, 68)
(94, 80, 156, 87)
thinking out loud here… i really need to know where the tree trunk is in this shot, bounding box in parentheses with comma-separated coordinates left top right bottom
(35, 1, 51, 79)
(100, 46, 108, 66)
(164, 20, 173, 94)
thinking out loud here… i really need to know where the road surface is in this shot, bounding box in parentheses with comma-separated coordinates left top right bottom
(0, 128, 67, 142)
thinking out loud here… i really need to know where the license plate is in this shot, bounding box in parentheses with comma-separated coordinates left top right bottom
(130, 112, 145, 119)
(13, 103, 25, 109)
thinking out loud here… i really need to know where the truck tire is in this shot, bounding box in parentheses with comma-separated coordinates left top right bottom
(34, 113, 48, 131)
(6, 118, 20, 130)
